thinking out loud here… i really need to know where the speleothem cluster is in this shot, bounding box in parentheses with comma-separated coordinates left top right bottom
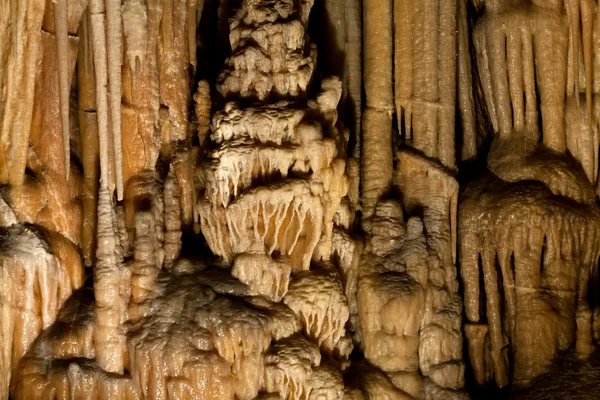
(1, 0, 600, 399)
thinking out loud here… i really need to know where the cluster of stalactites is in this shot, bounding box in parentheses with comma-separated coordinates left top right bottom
(198, 0, 350, 271)
(0, 225, 84, 399)
(361, 0, 461, 224)
(216, 0, 316, 101)
(459, 172, 600, 387)
(471, 0, 599, 170)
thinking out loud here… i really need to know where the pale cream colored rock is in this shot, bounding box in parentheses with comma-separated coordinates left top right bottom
(332, 229, 363, 340)
(387, 371, 423, 399)
(163, 170, 182, 265)
(303, 360, 344, 400)
(284, 267, 351, 356)
(460, 137, 600, 387)
(345, 362, 414, 400)
(264, 334, 321, 399)
(0, 225, 83, 398)
(194, 80, 212, 146)
(233, 253, 291, 302)
(393, 0, 457, 168)
(358, 262, 424, 373)
(9, 0, 600, 398)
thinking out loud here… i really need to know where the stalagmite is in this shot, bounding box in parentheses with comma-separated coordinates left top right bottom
(130, 210, 160, 320)
(194, 80, 211, 146)
(94, 187, 127, 374)
(163, 170, 182, 264)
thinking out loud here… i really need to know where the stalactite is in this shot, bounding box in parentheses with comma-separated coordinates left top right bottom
(263, 335, 321, 400)
(89, 0, 112, 190)
(122, 0, 148, 83)
(106, 0, 124, 200)
(580, 0, 594, 122)
(361, 0, 393, 223)
(567, 0, 582, 104)
(9, 0, 600, 398)
(393, 0, 456, 167)
(345, 0, 362, 159)
(458, 0, 477, 160)
(0, 0, 46, 185)
(460, 166, 600, 386)
(54, 0, 70, 179)
(0, 225, 82, 399)
(78, 9, 99, 267)
(172, 146, 195, 227)
(283, 268, 352, 355)
(187, 0, 199, 70)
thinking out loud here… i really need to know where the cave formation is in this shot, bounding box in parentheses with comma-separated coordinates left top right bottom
(1, 0, 600, 399)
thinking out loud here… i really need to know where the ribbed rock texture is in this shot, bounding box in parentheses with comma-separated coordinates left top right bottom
(0, 0, 599, 399)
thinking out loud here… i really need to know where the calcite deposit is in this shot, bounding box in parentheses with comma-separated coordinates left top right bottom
(1, 0, 600, 399)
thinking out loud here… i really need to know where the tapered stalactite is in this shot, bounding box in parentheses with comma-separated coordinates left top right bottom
(187, 0, 199, 71)
(580, 0, 594, 122)
(54, 0, 70, 179)
(0, 1, 8, 118)
(567, 0, 582, 104)
(122, 0, 148, 80)
(346, 0, 362, 159)
(393, 0, 457, 167)
(473, 2, 569, 151)
(158, 0, 192, 146)
(0, 221, 84, 399)
(361, 0, 393, 223)
(457, 0, 476, 160)
(565, 0, 596, 122)
(0, 0, 46, 185)
(89, 0, 112, 189)
(89, 0, 126, 374)
(78, 9, 100, 267)
(106, 0, 124, 200)
(121, 0, 160, 202)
